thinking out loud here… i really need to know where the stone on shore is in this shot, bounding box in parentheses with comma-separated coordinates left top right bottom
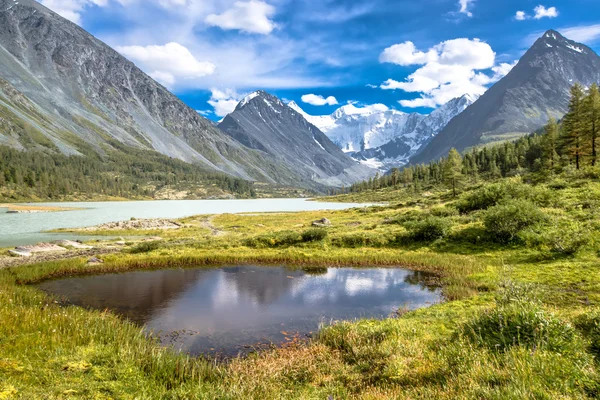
(312, 218, 332, 227)
(53, 240, 93, 249)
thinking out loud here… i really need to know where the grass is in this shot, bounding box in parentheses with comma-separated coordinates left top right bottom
(2, 175, 600, 398)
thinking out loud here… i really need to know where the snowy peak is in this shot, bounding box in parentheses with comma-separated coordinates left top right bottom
(236, 90, 285, 111)
(292, 95, 477, 170)
(534, 29, 590, 55)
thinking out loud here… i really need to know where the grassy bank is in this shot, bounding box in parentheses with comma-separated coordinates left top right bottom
(2, 176, 600, 398)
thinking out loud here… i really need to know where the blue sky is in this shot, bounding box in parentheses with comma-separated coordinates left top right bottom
(39, 0, 600, 119)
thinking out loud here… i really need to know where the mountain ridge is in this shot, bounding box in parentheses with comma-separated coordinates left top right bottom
(411, 29, 600, 164)
(290, 94, 477, 169)
(218, 91, 376, 187)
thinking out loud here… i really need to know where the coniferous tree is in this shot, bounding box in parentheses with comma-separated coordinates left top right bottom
(584, 83, 600, 166)
(541, 118, 559, 171)
(443, 148, 463, 197)
(561, 83, 587, 169)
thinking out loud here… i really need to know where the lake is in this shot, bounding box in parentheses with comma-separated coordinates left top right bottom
(0, 198, 368, 248)
(37, 266, 441, 357)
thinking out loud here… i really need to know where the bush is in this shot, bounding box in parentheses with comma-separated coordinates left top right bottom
(129, 241, 162, 254)
(456, 178, 554, 213)
(429, 206, 459, 218)
(243, 231, 301, 248)
(483, 200, 547, 243)
(333, 233, 390, 248)
(460, 302, 578, 353)
(301, 228, 328, 242)
(383, 210, 423, 225)
(404, 216, 453, 242)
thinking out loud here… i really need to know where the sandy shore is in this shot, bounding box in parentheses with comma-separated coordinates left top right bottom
(0, 203, 80, 213)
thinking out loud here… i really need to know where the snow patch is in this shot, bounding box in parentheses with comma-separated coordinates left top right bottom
(313, 136, 326, 151)
(239, 92, 260, 107)
(263, 98, 280, 114)
(566, 44, 584, 53)
(359, 158, 384, 169)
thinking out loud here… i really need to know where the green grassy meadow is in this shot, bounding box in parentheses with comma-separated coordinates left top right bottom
(1, 175, 600, 399)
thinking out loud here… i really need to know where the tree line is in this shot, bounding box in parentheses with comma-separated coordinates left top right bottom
(345, 83, 600, 195)
(0, 141, 257, 200)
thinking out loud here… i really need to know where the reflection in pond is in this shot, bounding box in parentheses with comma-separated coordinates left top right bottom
(38, 266, 442, 356)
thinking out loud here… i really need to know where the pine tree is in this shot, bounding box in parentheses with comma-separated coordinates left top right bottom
(541, 118, 559, 171)
(561, 83, 587, 169)
(584, 83, 600, 166)
(443, 148, 463, 197)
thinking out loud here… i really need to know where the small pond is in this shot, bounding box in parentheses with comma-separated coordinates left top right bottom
(37, 266, 442, 357)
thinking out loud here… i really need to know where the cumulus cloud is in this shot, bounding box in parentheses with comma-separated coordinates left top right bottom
(301, 94, 338, 106)
(458, 0, 474, 17)
(207, 89, 245, 117)
(515, 11, 527, 21)
(534, 5, 558, 19)
(205, 1, 276, 35)
(40, 0, 108, 24)
(380, 38, 515, 108)
(115, 42, 216, 87)
(379, 41, 437, 66)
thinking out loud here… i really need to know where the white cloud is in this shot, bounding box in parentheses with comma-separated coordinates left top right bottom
(515, 11, 527, 21)
(40, 0, 108, 24)
(560, 24, 600, 44)
(115, 42, 216, 87)
(205, 1, 276, 35)
(380, 38, 512, 108)
(365, 84, 378, 89)
(301, 94, 338, 106)
(342, 102, 389, 115)
(208, 89, 245, 117)
(533, 5, 558, 19)
(379, 41, 437, 66)
(458, 0, 474, 17)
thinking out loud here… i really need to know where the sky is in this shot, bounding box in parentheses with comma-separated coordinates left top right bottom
(37, 0, 600, 120)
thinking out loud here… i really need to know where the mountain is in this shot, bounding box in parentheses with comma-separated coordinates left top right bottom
(218, 91, 376, 187)
(289, 94, 476, 169)
(0, 0, 308, 187)
(412, 30, 600, 164)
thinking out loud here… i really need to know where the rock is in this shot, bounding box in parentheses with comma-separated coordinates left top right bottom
(83, 219, 183, 231)
(346, 221, 362, 227)
(9, 249, 32, 257)
(115, 241, 126, 246)
(52, 240, 93, 249)
(312, 218, 332, 227)
(87, 257, 104, 264)
(14, 243, 67, 254)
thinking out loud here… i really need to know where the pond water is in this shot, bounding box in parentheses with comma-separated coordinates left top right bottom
(0, 198, 368, 248)
(37, 265, 442, 357)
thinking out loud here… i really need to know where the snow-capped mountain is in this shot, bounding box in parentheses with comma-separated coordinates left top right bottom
(289, 94, 477, 169)
(413, 30, 600, 165)
(218, 91, 376, 188)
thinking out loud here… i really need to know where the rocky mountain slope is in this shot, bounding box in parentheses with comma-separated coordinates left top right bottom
(412, 30, 600, 164)
(218, 91, 376, 187)
(0, 0, 314, 187)
(290, 94, 476, 169)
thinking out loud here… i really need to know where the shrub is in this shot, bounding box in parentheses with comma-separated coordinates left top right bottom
(243, 231, 301, 248)
(301, 228, 328, 242)
(483, 200, 547, 243)
(129, 241, 162, 254)
(456, 178, 554, 213)
(548, 223, 591, 255)
(333, 233, 390, 248)
(461, 302, 578, 353)
(429, 206, 459, 218)
(383, 210, 423, 225)
(405, 216, 453, 242)
(574, 311, 600, 357)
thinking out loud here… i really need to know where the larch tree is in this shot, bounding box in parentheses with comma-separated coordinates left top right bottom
(541, 117, 559, 171)
(561, 83, 587, 169)
(443, 148, 463, 197)
(584, 83, 600, 166)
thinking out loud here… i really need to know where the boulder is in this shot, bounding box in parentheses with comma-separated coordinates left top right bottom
(53, 240, 93, 249)
(87, 257, 104, 264)
(14, 243, 67, 253)
(9, 249, 32, 257)
(312, 218, 332, 227)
